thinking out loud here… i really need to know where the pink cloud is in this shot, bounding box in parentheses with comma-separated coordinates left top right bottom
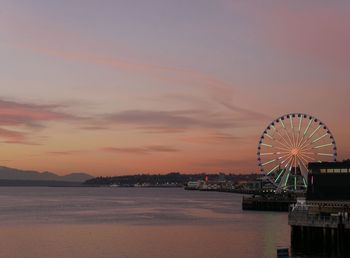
(0, 128, 27, 144)
(26, 46, 234, 95)
(0, 98, 79, 144)
(0, 99, 75, 127)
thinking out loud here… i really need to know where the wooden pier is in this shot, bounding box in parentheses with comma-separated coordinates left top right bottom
(289, 201, 350, 257)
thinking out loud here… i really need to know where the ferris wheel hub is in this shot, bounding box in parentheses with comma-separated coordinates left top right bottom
(291, 148, 299, 156)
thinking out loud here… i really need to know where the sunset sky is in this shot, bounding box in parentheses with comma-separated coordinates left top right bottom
(1, 1, 349, 176)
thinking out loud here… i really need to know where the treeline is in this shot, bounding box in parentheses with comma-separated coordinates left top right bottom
(84, 172, 258, 186)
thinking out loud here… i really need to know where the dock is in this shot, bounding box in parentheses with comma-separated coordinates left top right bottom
(242, 194, 296, 212)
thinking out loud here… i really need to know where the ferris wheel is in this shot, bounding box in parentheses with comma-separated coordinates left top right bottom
(257, 113, 337, 192)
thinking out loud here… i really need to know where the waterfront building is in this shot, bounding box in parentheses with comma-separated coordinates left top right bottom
(307, 160, 350, 201)
(185, 180, 205, 190)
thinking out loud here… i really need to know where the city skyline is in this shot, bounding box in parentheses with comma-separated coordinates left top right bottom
(1, 1, 350, 175)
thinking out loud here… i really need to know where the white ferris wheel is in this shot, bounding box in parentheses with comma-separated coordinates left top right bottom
(257, 113, 337, 192)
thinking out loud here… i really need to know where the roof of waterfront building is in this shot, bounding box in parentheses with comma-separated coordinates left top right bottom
(308, 160, 350, 173)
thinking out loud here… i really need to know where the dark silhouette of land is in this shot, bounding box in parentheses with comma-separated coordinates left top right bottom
(0, 166, 259, 187)
(85, 172, 258, 187)
(0, 166, 93, 186)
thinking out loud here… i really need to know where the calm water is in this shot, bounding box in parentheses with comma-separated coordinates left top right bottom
(0, 187, 314, 258)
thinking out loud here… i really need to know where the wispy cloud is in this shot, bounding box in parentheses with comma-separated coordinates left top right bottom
(101, 145, 180, 155)
(180, 132, 241, 144)
(103, 109, 236, 132)
(0, 98, 80, 144)
(46, 150, 87, 156)
(0, 99, 76, 127)
(27, 45, 235, 95)
(0, 128, 27, 144)
(164, 92, 270, 121)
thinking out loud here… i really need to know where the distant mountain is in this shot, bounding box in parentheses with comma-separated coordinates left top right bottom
(0, 166, 93, 182)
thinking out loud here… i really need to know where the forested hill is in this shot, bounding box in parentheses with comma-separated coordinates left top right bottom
(84, 173, 258, 186)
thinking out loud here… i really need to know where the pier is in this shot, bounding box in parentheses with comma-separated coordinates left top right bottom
(242, 194, 296, 212)
(289, 201, 350, 256)
(288, 161, 350, 257)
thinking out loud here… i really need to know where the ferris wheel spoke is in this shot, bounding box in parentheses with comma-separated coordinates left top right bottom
(275, 146, 292, 152)
(277, 151, 292, 154)
(259, 152, 275, 156)
(295, 132, 301, 150)
(281, 154, 293, 166)
(304, 119, 313, 136)
(261, 159, 277, 166)
(264, 133, 273, 140)
(297, 155, 312, 177)
(317, 153, 335, 157)
(299, 136, 317, 151)
(300, 151, 316, 156)
(294, 175, 298, 191)
(283, 155, 294, 169)
(278, 167, 290, 189)
(261, 143, 273, 148)
(274, 137, 293, 150)
(296, 156, 308, 178)
(302, 151, 317, 155)
(291, 130, 297, 148)
(300, 143, 321, 152)
(299, 120, 321, 148)
(278, 152, 293, 161)
(302, 177, 307, 187)
(276, 119, 294, 147)
(298, 116, 303, 131)
(298, 136, 309, 150)
(284, 170, 291, 187)
(311, 133, 328, 144)
(309, 125, 322, 140)
(280, 119, 286, 129)
(289, 116, 297, 147)
(274, 129, 293, 149)
(274, 169, 286, 183)
(298, 153, 314, 161)
(296, 133, 306, 149)
(281, 127, 295, 148)
(276, 155, 293, 191)
(298, 152, 315, 162)
(267, 164, 280, 175)
(301, 141, 333, 153)
(297, 154, 310, 165)
(313, 143, 333, 149)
